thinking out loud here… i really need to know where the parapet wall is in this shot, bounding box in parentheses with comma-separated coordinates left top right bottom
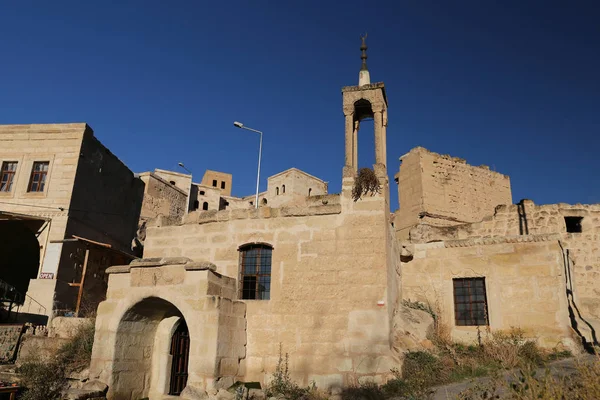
(395, 147, 512, 238)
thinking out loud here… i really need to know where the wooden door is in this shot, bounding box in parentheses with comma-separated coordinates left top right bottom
(169, 321, 190, 395)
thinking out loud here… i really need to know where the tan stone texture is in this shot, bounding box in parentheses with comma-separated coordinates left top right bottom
(394, 147, 512, 238)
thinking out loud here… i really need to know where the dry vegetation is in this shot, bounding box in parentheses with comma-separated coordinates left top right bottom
(352, 168, 381, 202)
(339, 307, 577, 400)
(17, 319, 95, 400)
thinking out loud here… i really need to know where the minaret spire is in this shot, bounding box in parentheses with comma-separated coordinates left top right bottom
(359, 33, 371, 86)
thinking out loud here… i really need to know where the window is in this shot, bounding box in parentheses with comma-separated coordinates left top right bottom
(221, 181, 226, 189)
(308, 188, 312, 196)
(193, 200, 199, 210)
(239, 244, 272, 300)
(565, 217, 583, 233)
(169, 180, 176, 185)
(202, 202, 209, 210)
(0, 161, 17, 192)
(282, 184, 285, 194)
(27, 162, 49, 192)
(276, 187, 279, 195)
(212, 180, 217, 187)
(199, 190, 205, 195)
(453, 278, 488, 326)
(262, 198, 267, 205)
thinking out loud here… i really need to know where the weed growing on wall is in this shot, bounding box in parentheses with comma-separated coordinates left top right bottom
(352, 168, 381, 201)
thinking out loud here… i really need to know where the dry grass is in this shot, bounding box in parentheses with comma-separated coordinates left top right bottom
(17, 318, 96, 400)
(457, 353, 600, 399)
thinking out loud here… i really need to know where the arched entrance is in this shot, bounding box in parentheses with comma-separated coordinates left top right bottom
(0, 220, 40, 296)
(169, 320, 190, 395)
(111, 296, 191, 399)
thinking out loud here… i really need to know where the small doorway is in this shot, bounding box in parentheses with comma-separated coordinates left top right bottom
(169, 321, 190, 395)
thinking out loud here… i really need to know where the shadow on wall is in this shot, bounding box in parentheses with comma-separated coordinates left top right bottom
(560, 242, 599, 352)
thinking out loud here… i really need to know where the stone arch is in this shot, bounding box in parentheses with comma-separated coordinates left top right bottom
(0, 220, 40, 296)
(109, 296, 190, 399)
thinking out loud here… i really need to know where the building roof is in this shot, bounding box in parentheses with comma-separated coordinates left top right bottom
(267, 168, 327, 184)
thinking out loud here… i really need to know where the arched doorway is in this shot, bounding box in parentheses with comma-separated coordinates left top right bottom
(111, 297, 191, 399)
(0, 220, 40, 296)
(169, 320, 190, 395)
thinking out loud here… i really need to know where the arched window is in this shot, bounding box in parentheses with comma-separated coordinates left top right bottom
(202, 202, 209, 210)
(238, 243, 272, 300)
(276, 187, 279, 195)
(262, 198, 268, 205)
(282, 184, 285, 194)
(308, 188, 312, 196)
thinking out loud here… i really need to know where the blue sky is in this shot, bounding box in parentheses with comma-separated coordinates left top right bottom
(1, 1, 598, 210)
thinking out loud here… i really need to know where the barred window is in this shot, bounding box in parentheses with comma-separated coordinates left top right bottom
(239, 243, 272, 300)
(0, 161, 17, 192)
(453, 278, 489, 326)
(27, 161, 49, 192)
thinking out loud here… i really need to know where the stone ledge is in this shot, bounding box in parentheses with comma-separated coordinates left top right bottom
(106, 257, 216, 274)
(444, 233, 561, 248)
(184, 201, 341, 225)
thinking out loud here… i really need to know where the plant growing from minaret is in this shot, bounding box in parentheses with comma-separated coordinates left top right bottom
(352, 167, 381, 201)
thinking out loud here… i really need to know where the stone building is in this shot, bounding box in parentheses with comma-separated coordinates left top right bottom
(0, 123, 143, 319)
(86, 39, 599, 399)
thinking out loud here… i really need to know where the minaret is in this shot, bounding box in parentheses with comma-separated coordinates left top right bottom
(358, 34, 371, 86)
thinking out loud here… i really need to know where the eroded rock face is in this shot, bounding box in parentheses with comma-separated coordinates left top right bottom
(181, 384, 208, 399)
(391, 305, 434, 354)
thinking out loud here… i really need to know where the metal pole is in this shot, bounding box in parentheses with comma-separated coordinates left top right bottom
(255, 131, 262, 209)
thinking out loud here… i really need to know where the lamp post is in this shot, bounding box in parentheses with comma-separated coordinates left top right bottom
(233, 121, 262, 209)
(177, 162, 192, 174)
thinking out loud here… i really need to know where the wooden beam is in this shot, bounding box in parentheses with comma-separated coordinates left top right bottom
(75, 248, 90, 317)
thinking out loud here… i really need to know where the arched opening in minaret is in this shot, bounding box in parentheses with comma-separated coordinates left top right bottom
(353, 99, 376, 169)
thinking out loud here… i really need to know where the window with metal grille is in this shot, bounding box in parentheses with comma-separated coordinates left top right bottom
(453, 278, 489, 326)
(0, 161, 17, 192)
(27, 162, 49, 192)
(239, 244, 272, 300)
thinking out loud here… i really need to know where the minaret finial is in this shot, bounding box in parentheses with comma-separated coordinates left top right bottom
(360, 33, 368, 71)
(358, 33, 371, 86)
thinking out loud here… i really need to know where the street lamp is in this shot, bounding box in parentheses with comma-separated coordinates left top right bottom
(233, 121, 262, 209)
(177, 162, 192, 174)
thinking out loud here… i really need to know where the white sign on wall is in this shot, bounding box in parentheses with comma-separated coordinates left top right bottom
(40, 242, 62, 276)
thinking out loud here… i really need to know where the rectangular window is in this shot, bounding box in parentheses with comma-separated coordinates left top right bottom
(453, 278, 488, 326)
(212, 179, 217, 187)
(27, 161, 49, 192)
(239, 245, 272, 300)
(564, 217, 583, 233)
(221, 181, 226, 190)
(0, 161, 17, 192)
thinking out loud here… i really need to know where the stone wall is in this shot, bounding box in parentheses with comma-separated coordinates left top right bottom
(201, 170, 232, 197)
(139, 172, 187, 222)
(0, 124, 87, 313)
(394, 147, 512, 239)
(409, 201, 600, 340)
(144, 184, 397, 388)
(69, 130, 144, 252)
(401, 235, 573, 347)
(154, 169, 192, 196)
